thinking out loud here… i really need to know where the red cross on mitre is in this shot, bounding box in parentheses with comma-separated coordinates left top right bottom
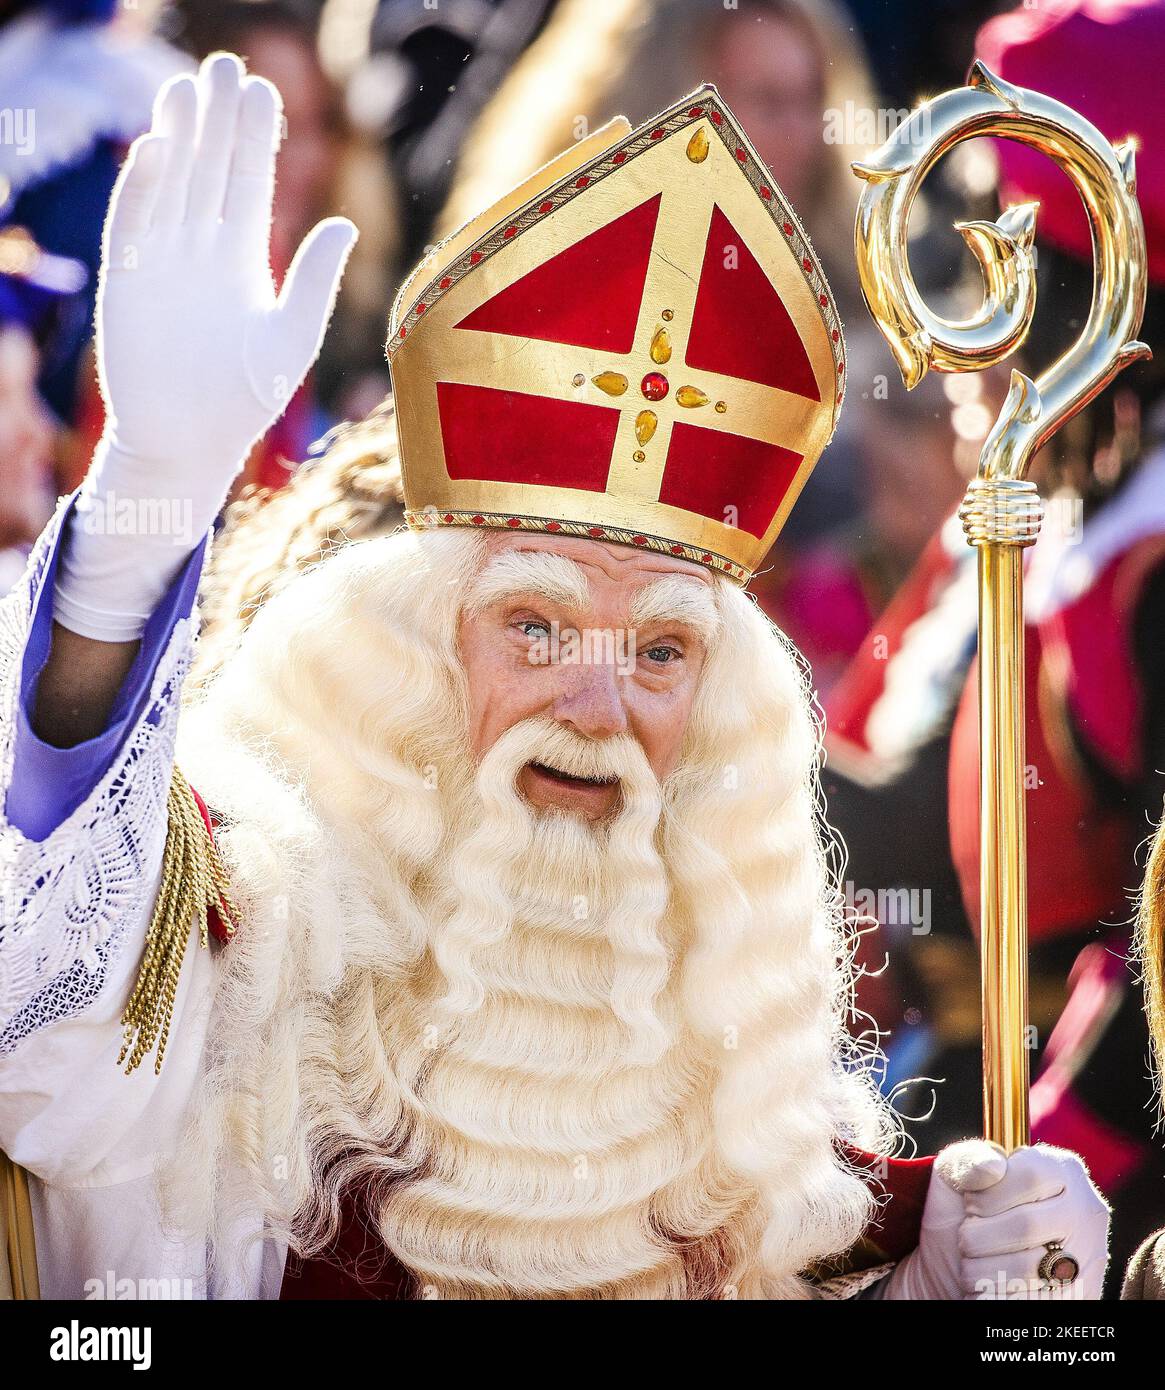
(389, 85, 844, 584)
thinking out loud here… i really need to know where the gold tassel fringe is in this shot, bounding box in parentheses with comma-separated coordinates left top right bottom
(119, 769, 239, 1075)
(0, 1149, 39, 1299)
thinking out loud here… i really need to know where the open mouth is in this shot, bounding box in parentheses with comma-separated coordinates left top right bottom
(528, 761, 619, 791)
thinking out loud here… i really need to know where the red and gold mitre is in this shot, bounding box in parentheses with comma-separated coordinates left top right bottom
(387, 84, 845, 585)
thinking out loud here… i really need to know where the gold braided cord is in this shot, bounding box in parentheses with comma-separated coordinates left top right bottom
(119, 769, 239, 1075)
(0, 1149, 39, 1299)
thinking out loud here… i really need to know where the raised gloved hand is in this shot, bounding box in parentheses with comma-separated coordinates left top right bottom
(55, 51, 358, 642)
(881, 1139, 1110, 1300)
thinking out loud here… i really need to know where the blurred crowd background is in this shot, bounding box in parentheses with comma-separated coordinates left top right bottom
(3, 0, 1165, 1297)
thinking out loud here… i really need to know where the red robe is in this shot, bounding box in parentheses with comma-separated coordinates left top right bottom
(274, 1150, 933, 1300)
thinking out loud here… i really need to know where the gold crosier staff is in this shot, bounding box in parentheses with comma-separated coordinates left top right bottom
(853, 61, 1150, 1151)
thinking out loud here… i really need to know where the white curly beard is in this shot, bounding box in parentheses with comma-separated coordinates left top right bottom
(366, 715, 763, 1298)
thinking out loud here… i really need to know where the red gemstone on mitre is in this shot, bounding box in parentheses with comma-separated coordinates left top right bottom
(587, 527, 604, 537)
(506, 517, 521, 526)
(470, 251, 482, 264)
(575, 176, 590, 188)
(443, 513, 453, 522)
(632, 535, 647, 544)
(802, 257, 812, 272)
(504, 226, 516, 238)
(416, 302, 426, 313)
(651, 128, 664, 140)
(546, 521, 562, 531)
(439, 277, 451, 289)
(760, 187, 772, 200)
(471, 515, 485, 524)
(539, 201, 552, 213)
(782, 221, 793, 234)
(711, 112, 722, 125)
(641, 371, 669, 401)
(670, 545, 684, 554)
(689, 106, 704, 117)
(613, 151, 626, 163)
(735, 148, 746, 161)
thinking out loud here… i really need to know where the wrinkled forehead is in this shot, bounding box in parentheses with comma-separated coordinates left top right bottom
(466, 532, 721, 641)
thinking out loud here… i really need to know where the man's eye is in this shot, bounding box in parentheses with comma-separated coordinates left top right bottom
(517, 619, 550, 639)
(645, 644, 680, 665)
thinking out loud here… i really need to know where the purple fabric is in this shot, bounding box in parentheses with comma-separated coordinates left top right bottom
(0, 271, 66, 336)
(6, 494, 207, 842)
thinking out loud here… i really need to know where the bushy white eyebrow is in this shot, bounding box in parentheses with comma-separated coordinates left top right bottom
(628, 575, 721, 647)
(466, 549, 720, 648)
(466, 549, 591, 614)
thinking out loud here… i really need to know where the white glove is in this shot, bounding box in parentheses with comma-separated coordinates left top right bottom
(54, 51, 358, 641)
(881, 1139, 1110, 1300)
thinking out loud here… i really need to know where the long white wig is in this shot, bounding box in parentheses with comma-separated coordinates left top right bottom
(169, 525, 895, 1299)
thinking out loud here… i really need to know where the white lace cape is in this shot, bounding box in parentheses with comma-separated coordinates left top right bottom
(0, 498, 192, 1052)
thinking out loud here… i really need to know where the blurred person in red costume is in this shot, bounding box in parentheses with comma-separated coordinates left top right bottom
(824, 0, 1165, 1294)
(0, 51, 1113, 1300)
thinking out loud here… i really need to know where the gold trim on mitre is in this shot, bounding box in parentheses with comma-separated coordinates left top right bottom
(388, 83, 845, 585)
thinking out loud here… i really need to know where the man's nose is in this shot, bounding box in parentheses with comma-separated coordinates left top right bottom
(552, 661, 628, 740)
